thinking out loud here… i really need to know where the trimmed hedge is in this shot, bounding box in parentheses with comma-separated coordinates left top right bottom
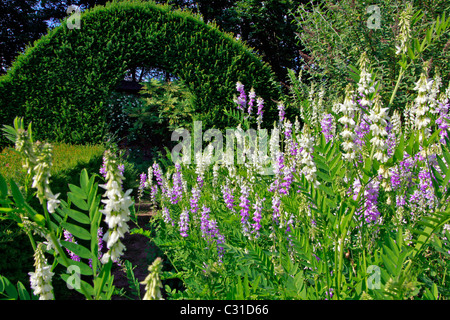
(0, 0, 282, 147)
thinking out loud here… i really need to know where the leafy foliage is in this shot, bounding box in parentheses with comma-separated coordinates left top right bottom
(0, 0, 281, 147)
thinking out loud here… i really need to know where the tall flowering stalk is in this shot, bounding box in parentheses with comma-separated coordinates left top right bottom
(3, 118, 60, 213)
(278, 102, 286, 123)
(247, 88, 256, 116)
(251, 195, 265, 239)
(338, 84, 359, 161)
(436, 85, 450, 142)
(297, 126, 320, 188)
(357, 52, 376, 108)
(256, 97, 265, 128)
(395, 3, 413, 55)
(162, 206, 175, 227)
(412, 65, 433, 138)
(221, 180, 235, 212)
(28, 242, 54, 300)
(235, 81, 247, 111)
(190, 185, 201, 216)
(99, 149, 133, 264)
(179, 208, 190, 237)
(171, 163, 183, 204)
(32, 142, 61, 214)
(321, 113, 335, 142)
(239, 181, 251, 237)
(152, 162, 164, 187)
(195, 144, 213, 189)
(368, 95, 390, 163)
(138, 173, 147, 201)
(141, 257, 164, 300)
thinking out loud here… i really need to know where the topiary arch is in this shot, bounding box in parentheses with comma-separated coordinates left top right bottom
(0, 0, 283, 146)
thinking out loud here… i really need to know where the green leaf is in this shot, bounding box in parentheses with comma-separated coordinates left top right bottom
(317, 184, 335, 197)
(0, 173, 8, 199)
(64, 207, 90, 225)
(61, 240, 93, 260)
(435, 155, 447, 175)
(423, 129, 441, 148)
(3, 277, 18, 300)
(61, 221, 91, 241)
(16, 282, 30, 300)
(69, 184, 87, 199)
(80, 169, 89, 191)
(57, 256, 93, 276)
(94, 260, 113, 298)
(426, 23, 434, 44)
(412, 211, 450, 259)
(33, 214, 46, 227)
(393, 134, 404, 163)
(316, 170, 332, 183)
(407, 45, 415, 60)
(0, 276, 4, 293)
(68, 193, 89, 211)
(60, 274, 95, 296)
(9, 179, 24, 207)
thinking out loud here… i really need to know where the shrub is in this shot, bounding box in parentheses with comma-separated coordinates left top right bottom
(0, 0, 282, 148)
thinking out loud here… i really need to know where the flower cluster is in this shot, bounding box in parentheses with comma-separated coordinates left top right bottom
(321, 113, 335, 142)
(297, 127, 320, 187)
(31, 142, 61, 214)
(221, 181, 235, 212)
(29, 243, 54, 300)
(171, 163, 183, 204)
(395, 3, 413, 55)
(179, 208, 190, 237)
(239, 182, 251, 237)
(190, 185, 201, 216)
(368, 95, 390, 163)
(251, 194, 265, 239)
(235, 81, 247, 111)
(256, 97, 265, 128)
(162, 206, 175, 227)
(63, 230, 80, 262)
(356, 52, 375, 108)
(338, 85, 359, 161)
(412, 67, 433, 134)
(278, 102, 286, 123)
(138, 172, 147, 200)
(99, 149, 133, 264)
(141, 257, 164, 300)
(9, 120, 61, 213)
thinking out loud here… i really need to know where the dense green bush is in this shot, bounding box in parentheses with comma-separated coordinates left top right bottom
(0, 0, 282, 148)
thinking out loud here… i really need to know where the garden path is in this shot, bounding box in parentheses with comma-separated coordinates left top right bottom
(110, 202, 158, 300)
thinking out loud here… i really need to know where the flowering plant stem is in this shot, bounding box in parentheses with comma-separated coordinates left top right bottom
(388, 69, 405, 107)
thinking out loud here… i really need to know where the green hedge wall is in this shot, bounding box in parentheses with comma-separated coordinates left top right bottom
(0, 0, 282, 147)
